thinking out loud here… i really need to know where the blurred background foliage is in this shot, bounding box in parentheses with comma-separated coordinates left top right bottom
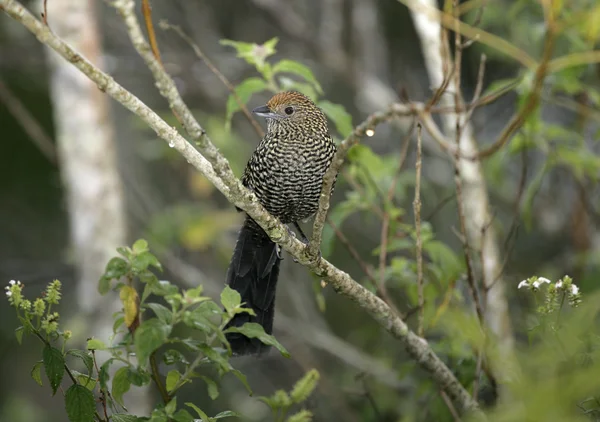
(1, 0, 600, 421)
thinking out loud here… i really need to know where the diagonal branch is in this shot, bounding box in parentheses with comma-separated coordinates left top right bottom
(0, 0, 484, 417)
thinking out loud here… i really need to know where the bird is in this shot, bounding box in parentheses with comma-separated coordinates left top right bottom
(225, 91, 337, 355)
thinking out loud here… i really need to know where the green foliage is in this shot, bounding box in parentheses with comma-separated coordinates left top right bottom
(220, 37, 353, 140)
(258, 369, 320, 422)
(6, 240, 313, 422)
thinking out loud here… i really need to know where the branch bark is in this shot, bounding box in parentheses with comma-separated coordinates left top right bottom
(0, 0, 484, 417)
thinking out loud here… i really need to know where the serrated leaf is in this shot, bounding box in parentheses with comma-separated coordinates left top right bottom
(43, 345, 64, 395)
(112, 366, 131, 407)
(15, 326, 24, 344)
(98, 358, 113, 390)
(220, 286, 241, 314)
(286, 409, 313, 422)
(163, 349, 189, 365)
(185, 402, 210, 421)
(66, 349, 93, 375)
(273, 60, 322, 93)
(232, 369, 252, 395)
(120, 285, 139, 328)
(166, 369, 181, 393)
(225, 78, 267, 131)
(290, 369, 320, 403)
(224, 323, 290, 357)
(65, 384, 95, 422)
(134, 318, 172, 365)
(318, 100, 353, 137)
(31, 361, 43, 386)
(86, 338, 106, 351)
(201, 375, 219, 400)
(146, 303, 172, 324)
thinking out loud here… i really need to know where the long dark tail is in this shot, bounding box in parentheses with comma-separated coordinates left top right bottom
(225, 217, 281, 355)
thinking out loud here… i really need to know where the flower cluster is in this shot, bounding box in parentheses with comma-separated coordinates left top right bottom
(518, 275, 582, 312)
(5, 280, 29, 310)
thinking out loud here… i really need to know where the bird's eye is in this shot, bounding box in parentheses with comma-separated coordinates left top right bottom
(284, 106, 294, 115)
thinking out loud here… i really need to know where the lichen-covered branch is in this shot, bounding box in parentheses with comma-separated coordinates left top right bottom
(0, 0, 484, 417)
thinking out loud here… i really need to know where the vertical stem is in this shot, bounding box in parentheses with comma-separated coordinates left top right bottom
(414, 124, 424, 336)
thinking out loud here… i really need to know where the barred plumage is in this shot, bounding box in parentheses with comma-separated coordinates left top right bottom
(225, 92, 336, 355)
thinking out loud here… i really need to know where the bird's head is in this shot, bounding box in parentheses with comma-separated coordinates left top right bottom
(252, 91, 328, 137)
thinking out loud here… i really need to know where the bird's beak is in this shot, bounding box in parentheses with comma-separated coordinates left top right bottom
(252, 105, 277, 119)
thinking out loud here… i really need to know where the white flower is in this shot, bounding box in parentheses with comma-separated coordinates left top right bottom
(518, 280, 529, 289)
(537, 277, 551, 285)
(9, 280, 15, 286)
(555, 281, 563, 289)
(571, 285, 579, 295)
(532, 280, 541, 289)
(5, 290, 12, 297)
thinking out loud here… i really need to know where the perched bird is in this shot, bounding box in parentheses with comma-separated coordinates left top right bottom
(225, 91, 337, 355)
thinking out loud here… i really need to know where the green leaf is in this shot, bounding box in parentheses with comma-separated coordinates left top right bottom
(146, 303, 172, 324)
(221, 285, 241, 313)
(31, 361, 43, 386)
(65, 384, 95, 422)
(286, 409, 313, 422)
(103, 257, 129, 280)
(128, 367, 152, 386)
(185, 402, 210, 421)
(201, 375, 219, 400)
(198, 344, 232, 372)
(224, 323, 290, 357)
(112, 415, 141, 422)
(132, 239, 149, 254)
(132, 251, 162, 273)
(112, 366, 131, 407)
(213, 410, 240, 419)
(98, 358, 113, 390)
(290, 369, 320, 403)
(166, 369, 181, 393)
(318, 100, 353, 137)
(273, 60, 322, 93)
(86, 338, 107, 351)
(71, 370, 97, 391)
(43, 345, 65, 395)
(165, 397, 177, 417)
(134, 318, 172, 365)
(66, 349, 94, 375)
(225, 77, 267, 131)
(220, 37, 278, 70)
(163, 349, 189, 366)
(232, 369, 253, 395)
(172, 409, 195, 422)
(15, 326, 24, 344)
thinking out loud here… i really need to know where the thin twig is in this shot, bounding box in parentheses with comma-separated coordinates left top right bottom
(150, 352, 170, 404)
(414, 124, 424, 336)
(327, 217, 378, 288)
(92, 350, 110, 421)
(141, 0, 161, 63)
(159, 21, 264, 138)
(441, 390, 463, 422)
(41, 0, 48, 25)
(0, 78, 57, 163)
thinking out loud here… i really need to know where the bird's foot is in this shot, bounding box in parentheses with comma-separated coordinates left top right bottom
(276, 244, 284, 260)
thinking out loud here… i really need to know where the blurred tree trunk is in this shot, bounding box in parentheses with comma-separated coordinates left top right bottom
(43, 0, 148, 415)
